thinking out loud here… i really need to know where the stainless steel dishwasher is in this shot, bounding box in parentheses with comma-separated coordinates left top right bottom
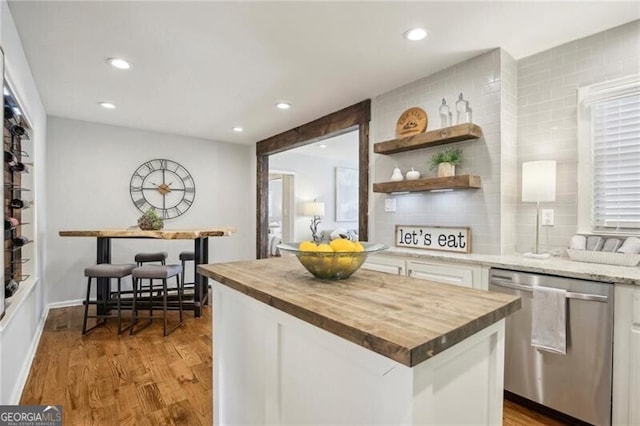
(489, 268, 613, 425)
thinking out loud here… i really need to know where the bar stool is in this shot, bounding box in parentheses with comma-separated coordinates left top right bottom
(133, 251, 168, 297)
(82, 263, 136, 335)
(130, 264, 183, 337)
(134, 251, 167, 266)
(179, 251, 195, 289)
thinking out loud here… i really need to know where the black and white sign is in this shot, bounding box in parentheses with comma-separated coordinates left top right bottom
(395, 225, 471, 253)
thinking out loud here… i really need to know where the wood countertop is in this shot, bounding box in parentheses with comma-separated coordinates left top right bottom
(199, 256, 520, 367)
(59, 227, 236, 239)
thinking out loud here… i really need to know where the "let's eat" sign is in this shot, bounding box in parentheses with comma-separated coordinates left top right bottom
(395, 225, 471, 253)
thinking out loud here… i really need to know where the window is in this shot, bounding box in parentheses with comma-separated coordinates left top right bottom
(578, 75, 640, 235)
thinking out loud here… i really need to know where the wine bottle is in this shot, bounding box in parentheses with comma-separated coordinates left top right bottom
(10, 199, 30, 209)
(10, 125, 25, 137)
(4, 150, 17, 165)
(12, 236, 29, 247)
(9, 162, 28, 173)
(5, 280, 19, 298)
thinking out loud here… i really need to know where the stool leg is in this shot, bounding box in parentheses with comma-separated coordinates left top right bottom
(130, 277, 138, 336)
(163, 278, 168, 337)
(82, 277, 92, 335)
(181, 259, 186, 291)
(178, 274, 183, 324)
(116, 277, 122, 335)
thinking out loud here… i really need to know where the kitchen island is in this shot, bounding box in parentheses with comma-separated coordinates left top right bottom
(199, 256, 520, 425)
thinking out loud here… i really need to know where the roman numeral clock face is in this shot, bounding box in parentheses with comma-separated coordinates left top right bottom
(129, 159, 196, 219)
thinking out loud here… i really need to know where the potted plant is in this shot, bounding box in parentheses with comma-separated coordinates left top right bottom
(430, 147, 462, 177)
(137, 209, 164, 230)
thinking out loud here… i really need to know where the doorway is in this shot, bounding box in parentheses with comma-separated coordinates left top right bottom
(267, 172, 294, 256)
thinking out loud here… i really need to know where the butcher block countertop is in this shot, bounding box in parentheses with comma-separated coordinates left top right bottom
(59, 227, 236, 239)
(198, 256, 521, 367)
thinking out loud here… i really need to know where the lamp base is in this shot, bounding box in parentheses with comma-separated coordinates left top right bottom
(523, 252, 551, 259)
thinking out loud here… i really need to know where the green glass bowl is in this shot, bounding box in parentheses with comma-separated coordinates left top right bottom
(277, 242, 388, 280)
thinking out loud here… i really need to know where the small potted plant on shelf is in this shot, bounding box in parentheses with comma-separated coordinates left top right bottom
(137, 209, 164, 230)
(430, 147, 462, 177)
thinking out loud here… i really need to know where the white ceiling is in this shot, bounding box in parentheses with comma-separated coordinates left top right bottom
(8, 1, 640, 145)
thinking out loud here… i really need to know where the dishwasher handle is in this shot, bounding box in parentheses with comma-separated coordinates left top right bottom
(490, 277, 609, 303)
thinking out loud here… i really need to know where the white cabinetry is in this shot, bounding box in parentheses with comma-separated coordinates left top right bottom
(613, 284, 640, 425)
(363, 254, 487, 290)
(407, 260, 478, 289)
(362, 254, 405, 275)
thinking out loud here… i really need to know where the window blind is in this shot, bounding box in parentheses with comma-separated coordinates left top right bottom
(591, 91, 640, 231)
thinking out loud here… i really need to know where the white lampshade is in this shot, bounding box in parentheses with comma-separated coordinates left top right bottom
(522, 160, 556, 202)
(302, 202, 325, 217)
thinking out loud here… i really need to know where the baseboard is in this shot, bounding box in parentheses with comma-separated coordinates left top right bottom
(8, 304, 49, 404)
(47, 299, 84, 309)
(8, 298, 83, 404)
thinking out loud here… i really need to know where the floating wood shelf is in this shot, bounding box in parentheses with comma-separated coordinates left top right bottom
(374, 123, 482, 155)
(373, 175, 482, 193)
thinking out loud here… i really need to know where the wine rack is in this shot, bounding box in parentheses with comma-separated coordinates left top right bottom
(4, 92, 32, 300)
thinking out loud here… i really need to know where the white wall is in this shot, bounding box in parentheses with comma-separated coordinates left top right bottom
(516, 20, 640, 253)
(370, 49, 506, 255)
(0, 0, 48, 404)
(46, 116, 255, 304)
(270, 150, 358, 241)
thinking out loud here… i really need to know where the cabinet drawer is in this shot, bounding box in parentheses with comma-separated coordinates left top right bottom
(407, 261, 479, 289)
(362, 255, 405, 275)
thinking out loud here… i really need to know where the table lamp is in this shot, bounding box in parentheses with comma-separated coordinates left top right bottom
(302, 201, 325, 243)
(522, 160, 556, 259)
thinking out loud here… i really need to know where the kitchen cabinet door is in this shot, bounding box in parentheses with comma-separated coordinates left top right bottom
(406, 260, 482, 289)
(612, 284, 640, 425)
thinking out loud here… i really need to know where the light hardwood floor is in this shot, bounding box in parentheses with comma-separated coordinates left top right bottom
(21, 304, 567, 425)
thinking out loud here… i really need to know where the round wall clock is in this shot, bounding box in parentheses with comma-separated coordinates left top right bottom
(129, 159, 196, 219)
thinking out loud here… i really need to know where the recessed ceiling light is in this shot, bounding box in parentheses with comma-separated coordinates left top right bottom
(232, 126, 244, 132)
(319, 143, 327, 148)
(276, 102, 292, 110)
(99, 102, 116, 109)
(107, 58, 131, 70)
(403, 28, 428, 41)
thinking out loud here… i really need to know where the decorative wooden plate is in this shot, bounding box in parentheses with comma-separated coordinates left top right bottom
(395, 107, 428, 138)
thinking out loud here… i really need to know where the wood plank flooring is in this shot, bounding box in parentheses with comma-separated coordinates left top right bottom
(21, 303, 567, 425)
(20, 305, 212, 425)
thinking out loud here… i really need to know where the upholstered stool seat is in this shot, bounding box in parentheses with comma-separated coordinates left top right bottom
(82, 263, 136, 335)
(179, 251, 195, 262)
(134, 251, 168, 265)
(130, 264, 183, 337)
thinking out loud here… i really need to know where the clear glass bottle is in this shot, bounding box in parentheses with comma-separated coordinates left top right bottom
(456, 93, 472, 124)
(439, 98, 451, 128)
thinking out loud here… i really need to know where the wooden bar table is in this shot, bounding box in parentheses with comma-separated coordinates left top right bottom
(59, 227, 236, 317)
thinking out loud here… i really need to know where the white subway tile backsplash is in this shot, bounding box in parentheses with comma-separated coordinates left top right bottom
(370, 22, 639, 255)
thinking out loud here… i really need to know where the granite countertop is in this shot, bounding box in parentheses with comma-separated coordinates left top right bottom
(198, 257, 520, 367)
(378, 247, 640, 285)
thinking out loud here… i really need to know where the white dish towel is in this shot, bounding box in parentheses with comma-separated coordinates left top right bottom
(531, 286, 567, 354)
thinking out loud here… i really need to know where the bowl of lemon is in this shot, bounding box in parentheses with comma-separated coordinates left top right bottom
(277, 239, 388, 280)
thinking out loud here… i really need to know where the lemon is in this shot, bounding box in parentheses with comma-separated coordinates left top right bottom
(337, 255, 356, 269)
(330, 238, 356, 252)
(353, 242, 364, 252)
(316, 243, 333, 253)
(299, 240, 317, 251)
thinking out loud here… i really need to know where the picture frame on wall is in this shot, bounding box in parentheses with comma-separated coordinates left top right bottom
(335, 167, 358, 222)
